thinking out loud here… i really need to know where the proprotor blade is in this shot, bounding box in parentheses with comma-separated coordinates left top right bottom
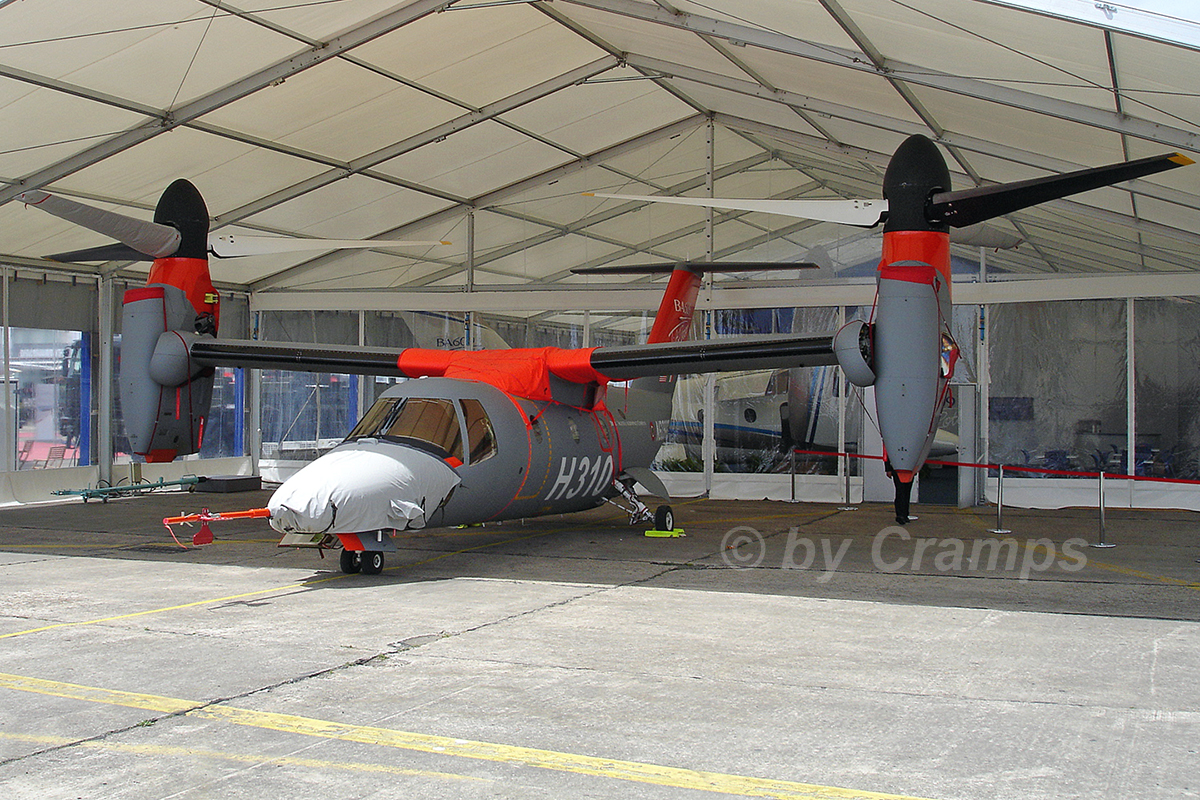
(16, 189, 182, 258)
(208, 235, 452, 258)
(44, 243, 152, 263)
(573, 261, 818, 275)
(929, 152, 1195, 228)
(584, 192, 888, 227)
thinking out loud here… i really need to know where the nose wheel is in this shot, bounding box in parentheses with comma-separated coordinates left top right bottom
(360, 551, 385, 575)
(339, 549, 385, 574)
(339, 549, 361, 574)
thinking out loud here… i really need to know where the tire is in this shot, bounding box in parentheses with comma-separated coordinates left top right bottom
(339, 549, 361, 574)
(360, 551, 385, 575)
(654, 505, 674, 531)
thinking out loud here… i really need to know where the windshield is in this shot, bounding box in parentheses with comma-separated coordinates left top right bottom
(347, 397, 464, 461)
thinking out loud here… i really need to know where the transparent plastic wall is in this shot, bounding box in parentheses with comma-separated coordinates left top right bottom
(9, 327, 87, 469)
(987, 299, 1127, 475)
(707, 307, 843, 474)
(363, 311, 434, 412)
(198, 294, 250, 460)
(1134, 299, 1200, 479)
(837, 306, 869, 477)
(588, 310, 651, 340)
(258, 310, 358, 464)
(2, 275, 97, 470)
(932, 302, 983, 457)
(0, 274, 248, 472)
(474, 310, 595, 349)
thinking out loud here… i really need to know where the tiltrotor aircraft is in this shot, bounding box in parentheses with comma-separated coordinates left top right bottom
(14, 134, 1191, 574)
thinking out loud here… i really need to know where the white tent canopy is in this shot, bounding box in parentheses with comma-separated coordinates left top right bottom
(2, 0, 1200, 306)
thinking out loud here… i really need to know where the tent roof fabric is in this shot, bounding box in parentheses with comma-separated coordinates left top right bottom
(2, 0, 1199, 299)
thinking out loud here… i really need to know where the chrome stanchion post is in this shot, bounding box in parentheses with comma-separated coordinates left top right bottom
(790, 448, 797, 504)
(989, 464, 1011, 534)
(839, 451, 858, 511)
(1092, 470, 1115, 548)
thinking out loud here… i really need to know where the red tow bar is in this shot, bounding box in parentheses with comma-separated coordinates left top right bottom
(162, 507, 271, 547)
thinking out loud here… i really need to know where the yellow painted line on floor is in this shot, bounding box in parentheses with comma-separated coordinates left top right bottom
(0, 529, 561, 642)
(0, 583, 310, 641)
(0, 544, 138, 549)
(0, 731, 487, 783)
(0, 672, 938, 800)
(1082, 560, 1200, 591)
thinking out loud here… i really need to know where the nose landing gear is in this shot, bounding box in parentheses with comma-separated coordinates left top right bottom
(360, 551, 385, 575)
(339, 548, 386, 574)
(339, 549, 362, 574)
(336, 530, 396, 575)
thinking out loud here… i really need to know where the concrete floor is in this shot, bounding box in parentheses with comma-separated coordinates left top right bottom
(0, 488, 1197, 799)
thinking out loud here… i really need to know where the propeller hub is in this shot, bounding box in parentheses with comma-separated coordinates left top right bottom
(882, 135, 951, 234)
(154, 179, 210, 260)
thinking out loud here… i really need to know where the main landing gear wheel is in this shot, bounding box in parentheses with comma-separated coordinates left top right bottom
(654, 505, 674, 531)
(339, 549, 361, 574)
(360, 551, 385, 575)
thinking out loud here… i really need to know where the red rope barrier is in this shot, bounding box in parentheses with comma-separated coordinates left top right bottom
(790, 449, 1200, 486)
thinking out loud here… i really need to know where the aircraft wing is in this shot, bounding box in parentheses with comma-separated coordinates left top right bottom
(182, 332, 837, 383)
(188, 339, 409, 376)
(587, 333, 837, 379)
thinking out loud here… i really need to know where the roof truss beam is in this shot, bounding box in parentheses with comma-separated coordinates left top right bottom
(710, 112, 1200, 244)
(216, 55, 620, 228)
(399, 151, 777, 288)
(251, 113, 707, 290)
(560, 0, 1200, 152)
(0, 0, 457, 205)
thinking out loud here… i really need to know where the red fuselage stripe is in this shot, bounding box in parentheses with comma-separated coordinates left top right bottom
(123, 287, 165, 304)
(147, 257, 220, 327)
(880, 230, 951, 287)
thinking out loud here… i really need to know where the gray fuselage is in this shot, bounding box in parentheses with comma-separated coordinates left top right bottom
(342, 377, 669, 528)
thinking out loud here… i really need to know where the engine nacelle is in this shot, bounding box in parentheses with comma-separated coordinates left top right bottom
(833, 319, 875, 387)
(120, 285, 214, 461)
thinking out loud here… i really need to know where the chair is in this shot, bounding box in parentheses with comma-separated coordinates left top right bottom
(1158, 446, 1177, 478)
(1133, 444, 1154, 476)
(46, 445, 66, 468)
(1044, 449, 1070, 472)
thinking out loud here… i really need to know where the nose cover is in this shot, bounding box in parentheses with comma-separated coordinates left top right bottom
(268, 440, 461, 534)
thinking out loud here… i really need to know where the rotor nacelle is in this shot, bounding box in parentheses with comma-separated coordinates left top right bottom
(833, 320, 875, 388)
(120, 285, 215, 461)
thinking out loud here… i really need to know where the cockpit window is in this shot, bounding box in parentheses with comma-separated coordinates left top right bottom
(460, 399, 497, 464)
(346, 397, 463, 461)
(347, 398, 395, 440)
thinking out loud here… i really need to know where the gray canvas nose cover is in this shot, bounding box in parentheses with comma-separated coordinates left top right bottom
(268, 440, 461, 534)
